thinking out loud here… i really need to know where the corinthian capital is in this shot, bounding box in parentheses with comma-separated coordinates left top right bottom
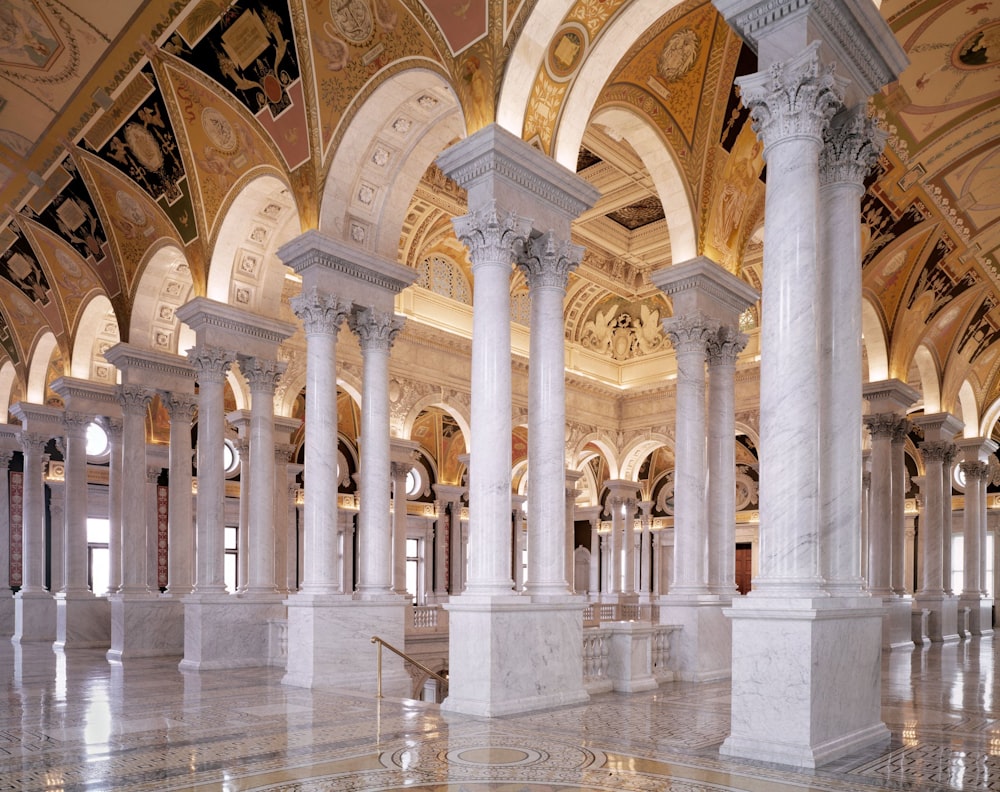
(161, 392, 198, 424)
(706, 324, 748, 366)
(735, 42, 845, 151)
(348, 306, 405, 352)
(919, 440, 954, 464)
(452, 203, 532, 270)
(516, 231, 584, 291)
(238, 356, 286, 394)
(820, 105, 888, 187)
(187, 345, 233, 385)
(662, 312, 720, 356)
(291, 287, 350, 335)
(117, 384, 151, 415)
(863, 413, 908, 441)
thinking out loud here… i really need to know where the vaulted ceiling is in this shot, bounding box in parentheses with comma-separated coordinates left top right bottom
(0, 0, 997, 427)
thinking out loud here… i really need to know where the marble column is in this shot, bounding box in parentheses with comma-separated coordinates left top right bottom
(188, 348, 231, 595)
(606, 494, 621, 596)
(890, 422, 912, 597)
(349, 307, 406, 600)
(437, 124, 597, 717)
(61, 412, 91, 598)
(819, 107, 885, 594)
(863, 414, 904, 597)
(290, 289, 349, 595)
(583, 509, 600, 596)
(430, 498, 449, 603)
(942, 446, 957, 597)
(239, 356, 286, 597)
(0, 448, 13, 637)
(604, 481, 638, 600)
(512, 494, 527, 591)
(162, 393, 197, 597)
(913, 412, 963, 643)
(273, 445, 296, 596)
(638, 501, 653, 601)
(433, 484, 465, 599)
(118, 386, 152, 597)
(13, 430, 55, 643)
(517, 232, 582, 598)
(707, 328, 747, 598)
(104, 418, 123, 595)
(389, 460, 410, 596)
(957, 436, 997, 634)
(714, 0, 906, 766)
(861, 457, 871, 585)
(231, 428, 251, 593)
(146, 460, 164, 592)
(565, 471, 584, 594)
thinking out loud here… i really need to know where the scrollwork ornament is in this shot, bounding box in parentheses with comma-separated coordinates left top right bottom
(706, 324, 748, 366)
(187, 345, 234, 385)
(662, 312, 720, 356)
(960, 460, 989, 485)
(63, 410, 92, 437)
(161, 392, 198, 423)
(735, 41, 844, 151)
(291, 288, 350, 335)
(19, 431, 48, 455)
(516, 231, 583, 291)
(238, 356, 287, 393)
(117, 384, 152, 415)
(348, 306, 405, 352)
(820, 105, 889, 186)
(452, 203, 532, 271)
(864, 413, 908, 441)
(919, 440, 954, 463)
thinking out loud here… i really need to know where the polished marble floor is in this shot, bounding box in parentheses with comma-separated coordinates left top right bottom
(0, 635, 997, 791)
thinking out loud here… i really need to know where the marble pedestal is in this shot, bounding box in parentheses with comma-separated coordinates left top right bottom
(282, 595, 409, 696)
(12, 592, 56, 644)
(55, 594, 111, 649)
(0, 595, 13, 638)
(660, 597, 732, 681)
(605, 621, 659, 692)
(913, 594, 959, 643)
(721, 596, 888, 769)
(883, 596, 915, 650)
(180, 594, 285, 671)
(107, 594, 184, 661)
(442, 597, 589, 717)
(958, 596, 993, 637)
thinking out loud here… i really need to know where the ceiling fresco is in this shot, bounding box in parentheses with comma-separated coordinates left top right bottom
(0, 0, 997, 440)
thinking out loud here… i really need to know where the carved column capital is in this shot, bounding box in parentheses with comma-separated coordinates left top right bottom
(19, 431, 48, 455)
(919, 440, 954, 463)
(275, 442, 296, 464)
(820, 105, 888, 187)
(516, 231, 584, 291)
(146, 466, 162, 484)
(348, 306, 405, 353)
(706, 324, 748, 366)
(452, 204, 532, 271)
(291, 287, 351, 335)
(662, 312, 720, 357)
(188, 345, 234, 385)
(117, 384, 151, 415)
(238, 356, 286, 394)
(101, 416, 123, 441)
(63, 410, 92, 437)
(863, 413, 909, 441)
(161, 392, 198, 423)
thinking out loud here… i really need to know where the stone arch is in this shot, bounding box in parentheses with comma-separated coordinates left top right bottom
(130, 243, 195, 354)
(569, 431, 620, 478)
(861, 294, 889, 382)
(401, 393, 471, 452)
(588, 106, 697, 263)
(71, 294, 119, 384)
(957, 379, 979, 439)
(910, 344, 939, 414)
(735, 420, 760, 450)
(0, 360, 19, 421)
(979, 395, 1000, 439)
(207, 174, 299, 317)
(26, 331, 59, 404)
(619, 434, 673, 483)
(319, 68, 464, 261)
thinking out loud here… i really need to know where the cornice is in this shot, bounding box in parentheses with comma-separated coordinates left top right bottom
(103, 343, 195, 381)
(278, 230, 418, 295)
(176, 297, 296, 345)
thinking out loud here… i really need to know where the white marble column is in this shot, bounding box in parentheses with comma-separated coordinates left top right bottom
(0, 448, 12, 637)
(517, 232, 582, 598)
(162, 393, 197, 596)
(433, 484, 464, 599)
(273, 445, 296, 595)
(638, 501, 653, 601)
(349, 307, 405, 600)
(290, 289, 350, 595)
(942, 446, 957, 597)
(512, 494, 527, 591)
(565, 471, 583, 594)
(389, 457, 411, 597)
(600, 533, 610, 594)
(118, 386, 151, 596)
(957, 435, 997, 634)
(240, 356, 285, 597)
(606, 496, 621, 595)
(585, 511, 600, 596)
(604, 481, 638, 599)
(707, 327, 747, 597)
(452, 208, 530, 597)
(863, 414, 903, 597)
(230, 428, 250, 593)
(104, 418, 123, 595)
(819, 107, 885, 593)
(664, 314, 715, 597)
(961, 461, 985, 597)
(146, 463, 163, 591)
(430, 499, 449, 602)
(861, 457, 871, 585)
(61, 412, 91, 597)
(188, 347, 231, 594)
(890, 424, 911, 596)
(18, 432, 48, 595)
(917, 441, 948, 598)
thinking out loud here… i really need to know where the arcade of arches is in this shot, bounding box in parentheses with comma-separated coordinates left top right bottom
(1, 0, 1000, 787)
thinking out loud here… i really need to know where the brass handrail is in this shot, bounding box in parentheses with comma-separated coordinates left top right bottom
(370, 635, 449, 699)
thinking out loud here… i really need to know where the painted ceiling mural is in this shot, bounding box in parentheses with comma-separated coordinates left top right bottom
(0, 0, 997, 434)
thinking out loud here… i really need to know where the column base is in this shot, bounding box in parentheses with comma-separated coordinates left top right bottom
(282, 593, 409, 696)
(958, 596, 993, 636)
(913, 594, 959, 642)
(442, 595, 589, 717)
(107, 593, 183, 661)
(180, 593, 284, 671)
(0, 594, 13, 639)
(883, 596, 915, 650)
(13, 590, 56, 644)
(55, 593, 111, 649)
(720, 595, 888, 769)
(659, 596, 731, 681)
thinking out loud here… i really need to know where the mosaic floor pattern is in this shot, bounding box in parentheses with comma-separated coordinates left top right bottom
(0, 636, 997, 791)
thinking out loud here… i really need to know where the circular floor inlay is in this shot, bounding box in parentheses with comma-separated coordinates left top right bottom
(445, 745, 543, 767)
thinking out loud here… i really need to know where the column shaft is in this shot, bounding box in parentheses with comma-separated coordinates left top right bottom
(62, 413, 91, 594)
(864, 416, 898, 595)
(917, 443, 948, 595)
(961, 462, 984, 595)
(163, 394, 196, 596)
(19, 433, 48, 593)
(118, 386, 151, 594)
(105, 419, 123, 593)
(890, 430, 909, 594)
(391, 460, 410, 596)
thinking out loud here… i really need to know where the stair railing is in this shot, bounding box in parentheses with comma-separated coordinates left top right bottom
(370, 635, 449, 700)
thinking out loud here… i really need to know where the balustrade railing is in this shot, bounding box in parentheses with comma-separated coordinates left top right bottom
(582, 627, 612, 692)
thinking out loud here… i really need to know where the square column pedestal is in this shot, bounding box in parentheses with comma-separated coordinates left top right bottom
(721, 596, 888, 769)
(1, 595, 15, 638)
(442, 598, 589, 717)
(56, 594, 111, 649)
(13, 592, 56, 644)
(884, 596, 915, 650)
(282, 595, 410, 696)
(180, 594, 285, 671)
(107, 594, 184, 661)
(660, 598, 732, 681)
(912, 594, 959, 643)
(960, 597, 994, 636)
